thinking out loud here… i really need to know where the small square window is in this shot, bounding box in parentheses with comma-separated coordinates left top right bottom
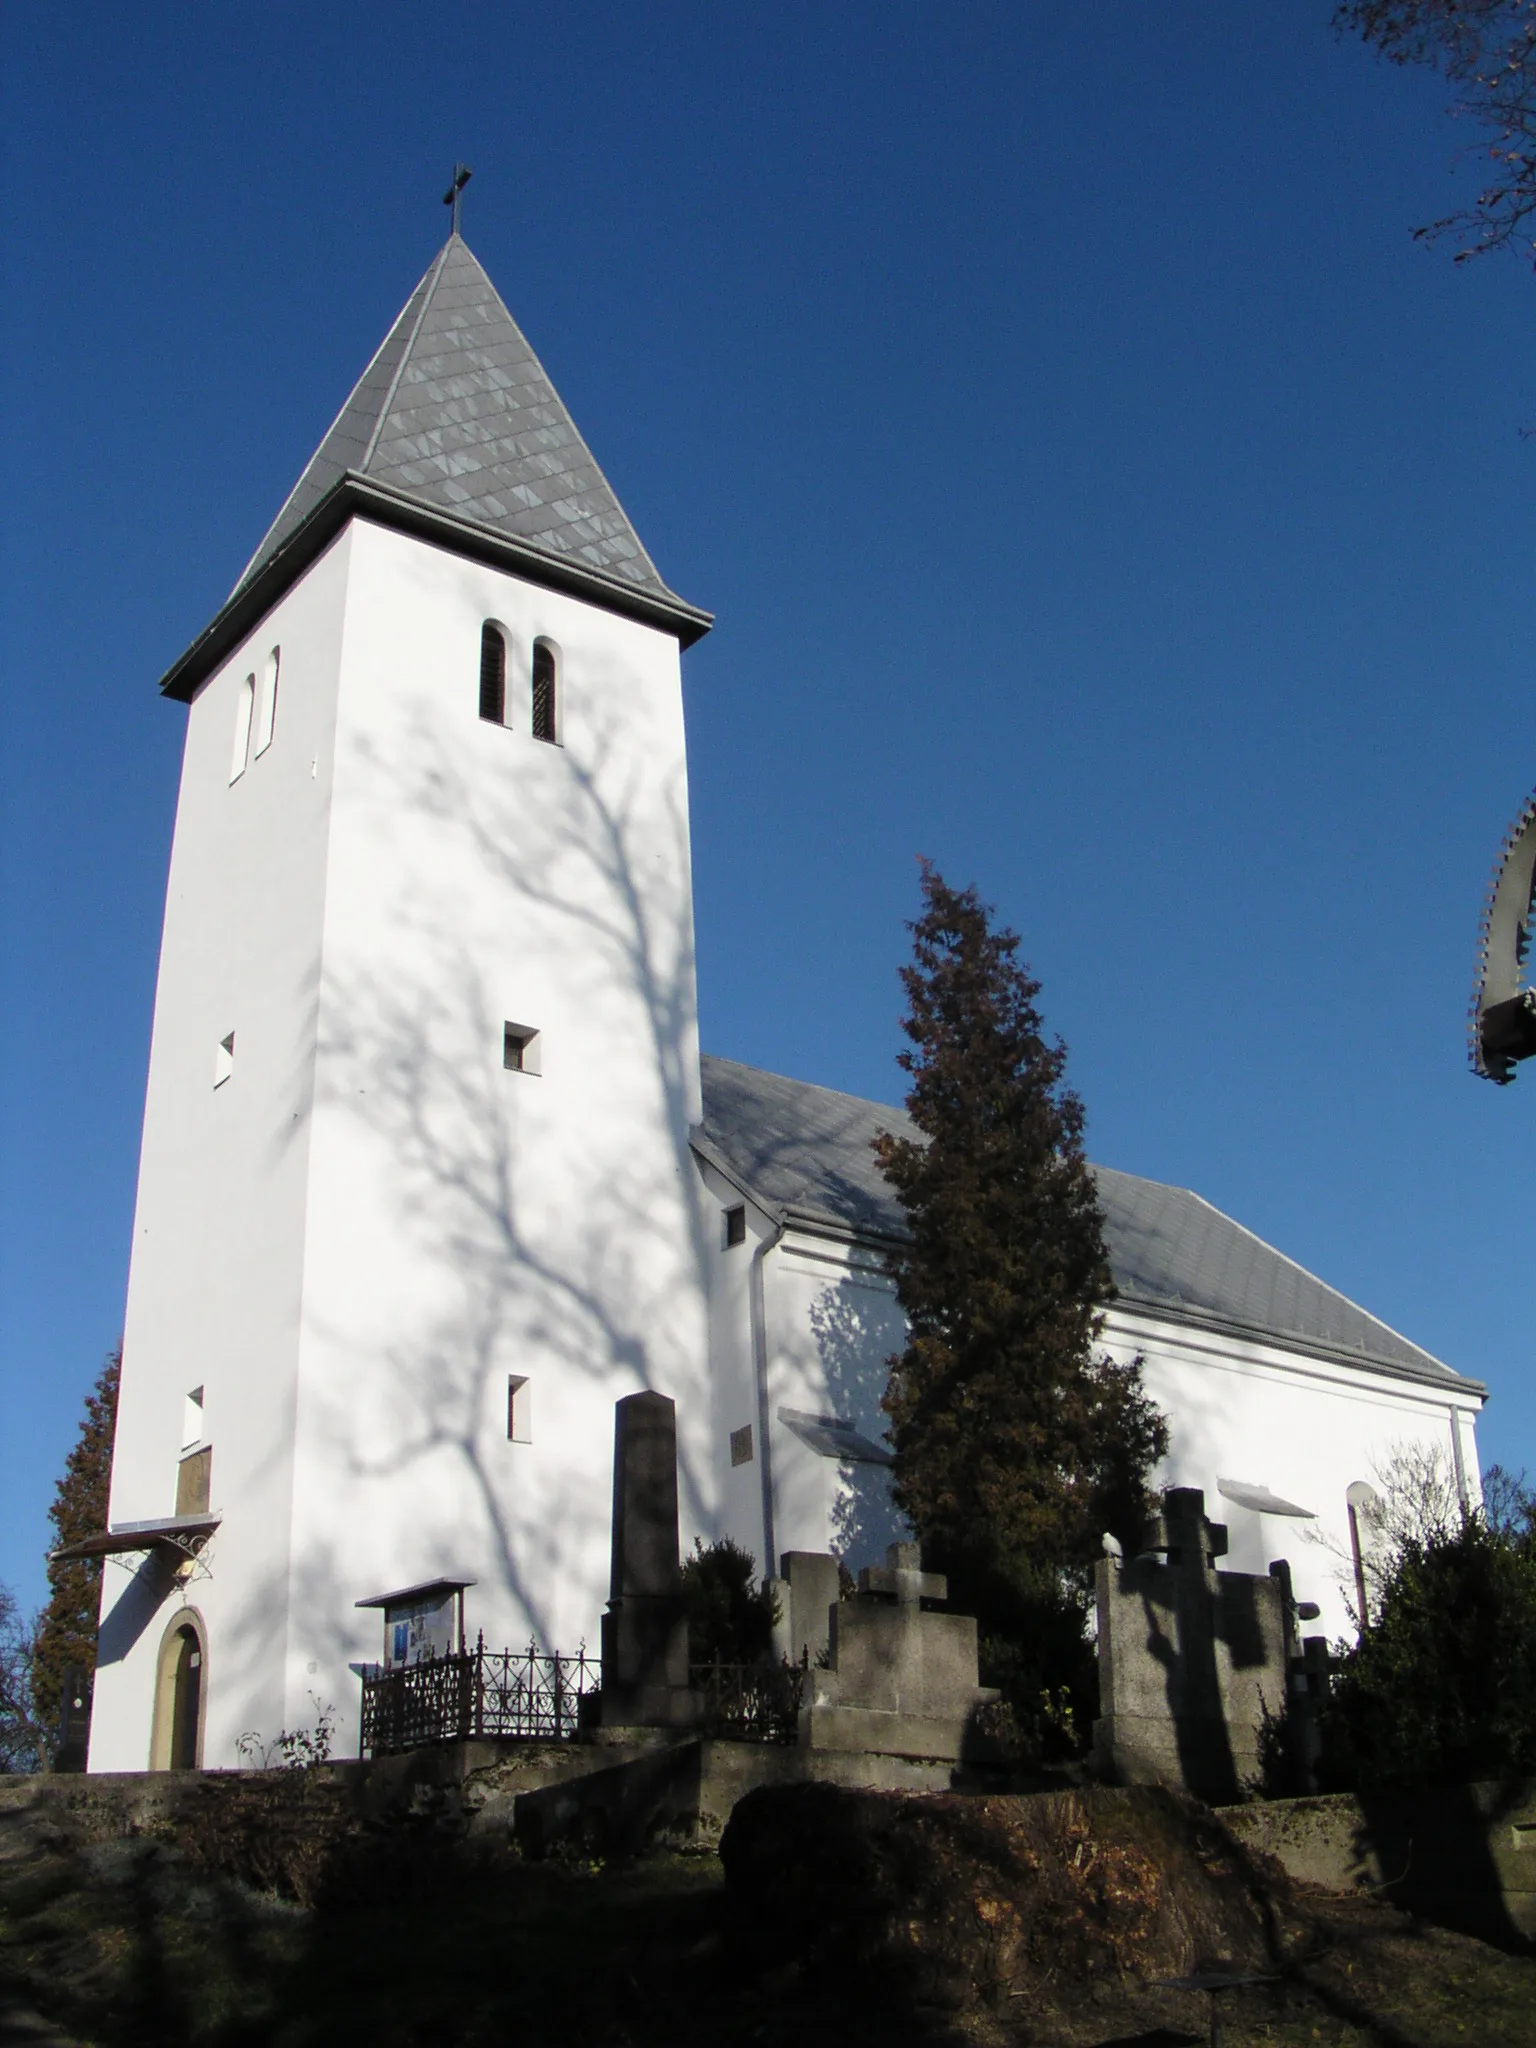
(724, 1205, 747, 1249)
(214, 1032, 235, 1088)
(507, 1375, 532, 1443)
(503, 1022, 541, 1075)
(730, 1423, 754, 1467)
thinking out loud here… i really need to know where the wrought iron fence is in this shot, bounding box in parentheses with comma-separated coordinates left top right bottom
(360, 1634, 600, 1756)
(690, 1656, 808, 1744)
(359, 1638, 807, 1753)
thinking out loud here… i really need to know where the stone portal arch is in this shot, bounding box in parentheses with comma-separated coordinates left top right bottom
(149, 1607, 207, 1770)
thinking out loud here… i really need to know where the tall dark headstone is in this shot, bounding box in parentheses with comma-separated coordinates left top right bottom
(594, 1391, 701, 1733)
(610, 1391, 682, 1603)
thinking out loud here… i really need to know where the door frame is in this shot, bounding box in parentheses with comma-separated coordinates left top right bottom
(148, 1606, 208, 1770)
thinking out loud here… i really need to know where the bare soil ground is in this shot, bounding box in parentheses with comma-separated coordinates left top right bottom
(1, 1780, 1532, 2046)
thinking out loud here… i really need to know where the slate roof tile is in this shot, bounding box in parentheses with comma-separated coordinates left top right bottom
(234, 234, 674, 600)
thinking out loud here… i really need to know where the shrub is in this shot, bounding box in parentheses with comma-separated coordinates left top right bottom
(680, 1539, 778, 1665)
(235, 1695, 337, 1771)
(1321, 1515, 1536, 1791)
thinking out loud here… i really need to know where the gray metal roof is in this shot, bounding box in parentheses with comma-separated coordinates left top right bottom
(234, 234, 675, 602)
(695, 1055, 1476, 1393)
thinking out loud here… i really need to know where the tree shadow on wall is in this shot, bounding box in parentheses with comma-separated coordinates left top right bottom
(297, 704, 715, 1652)
(808, 1277, 909, 1576)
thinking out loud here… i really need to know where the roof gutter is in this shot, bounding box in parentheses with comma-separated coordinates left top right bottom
(157, 473, 714, 703)
(690, 1132, 1478, 1397)
(749, 1214, 786, 1580)
(1097, 1297, 1485, 1399)
(688, 1129, 907, 1259)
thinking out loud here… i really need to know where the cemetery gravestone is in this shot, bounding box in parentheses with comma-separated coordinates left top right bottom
(776, 1550, 841, 1668)
(592, 1391, 702, 1734)
(1094, 1487, 1294, 1803)
(799, 1541, 1001, 1761)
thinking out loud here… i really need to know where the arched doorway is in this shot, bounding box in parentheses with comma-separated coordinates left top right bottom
(150, 1610, 207, 1769)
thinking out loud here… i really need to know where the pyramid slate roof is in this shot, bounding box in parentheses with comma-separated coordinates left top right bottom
(694, 1055, 1478, 1394)
(234, 234, 675, 601)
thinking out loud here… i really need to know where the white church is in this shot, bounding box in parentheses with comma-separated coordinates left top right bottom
(83, 224, 1486, 1771)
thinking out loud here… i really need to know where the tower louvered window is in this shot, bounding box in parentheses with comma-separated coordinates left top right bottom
(254, 646, 280, 756)
(532, 639, 558, 744)
(479, 624, 507, 724)
(230, 674, 255, 783)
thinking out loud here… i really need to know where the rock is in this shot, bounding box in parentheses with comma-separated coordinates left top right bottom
(719, 1780, 1312, 2015)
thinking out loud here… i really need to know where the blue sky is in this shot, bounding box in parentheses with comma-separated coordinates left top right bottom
(3, 3, 1535, 1615)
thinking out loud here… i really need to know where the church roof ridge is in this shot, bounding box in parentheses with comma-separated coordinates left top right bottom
(694, 1052, 1480, 1395)
(232, 232, 683, 607)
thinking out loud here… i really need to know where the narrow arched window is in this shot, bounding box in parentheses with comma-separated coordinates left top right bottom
(254, 646, 280, 756)
(230, 674, 255, 782)
(1345, 1480, 1380, 1625)
(532, 638, 558, 744)
(479, 623, 507, 725)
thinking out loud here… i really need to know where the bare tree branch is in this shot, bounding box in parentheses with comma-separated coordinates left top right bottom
(1337, 0, 1536, 262)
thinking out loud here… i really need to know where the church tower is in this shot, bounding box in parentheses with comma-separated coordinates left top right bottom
(90, 229, 716, 1769)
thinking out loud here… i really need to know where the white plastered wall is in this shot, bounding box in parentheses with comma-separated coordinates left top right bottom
(1100, 1306, 1486, 1643)
(759, 1227, 910, 1577)
(286, 520, 711, 1750)
(95, 516, 714, 1767)
(692, 1166, 913, 1581)
(693, 1158, 775, 1572)
(91, 531, 354, 1770)
(705, 1215, 1485, 1645)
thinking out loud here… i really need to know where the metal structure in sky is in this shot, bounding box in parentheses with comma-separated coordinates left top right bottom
(1471, 783, 1536, 1082)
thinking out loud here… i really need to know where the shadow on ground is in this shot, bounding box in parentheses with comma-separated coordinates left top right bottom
(3, 1788, 1536, 2046)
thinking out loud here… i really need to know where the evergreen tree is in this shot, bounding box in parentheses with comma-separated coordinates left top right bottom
(874, 865, 1167, 1742)
(32, 1349, 120, 1747)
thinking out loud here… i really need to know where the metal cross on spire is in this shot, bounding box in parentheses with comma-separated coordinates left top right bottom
(442, 162, 472, 236)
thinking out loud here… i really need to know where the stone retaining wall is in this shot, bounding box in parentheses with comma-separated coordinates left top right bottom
(12, 1751, 1534, 1957)
(1222, 1780, 1536, 1950)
